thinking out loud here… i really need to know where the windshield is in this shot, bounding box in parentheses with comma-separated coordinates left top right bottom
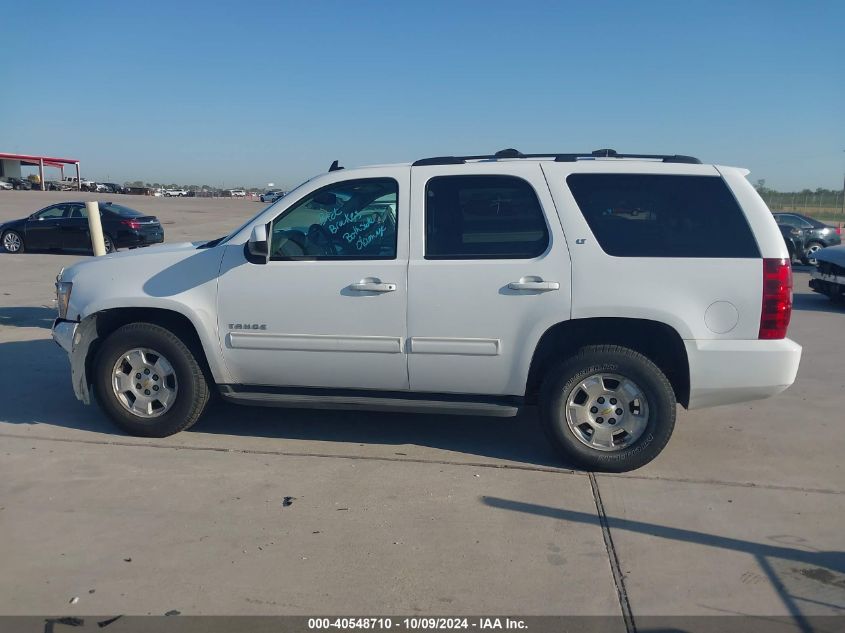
(211, 176, 317, 247)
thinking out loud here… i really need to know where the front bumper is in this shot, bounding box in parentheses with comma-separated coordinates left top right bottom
(51, 316, 97, 404)
(52, 318, 76, 353)
(810, 270, 845, 297)
(685, 337, 802, 410)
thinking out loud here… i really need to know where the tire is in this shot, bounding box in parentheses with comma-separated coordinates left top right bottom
(93, 323, 210, 437)
(540, 345, 676, 472)
(2, 230, 25, 253)
(805, 241, 824, 266)
(103, 234, 116, 253)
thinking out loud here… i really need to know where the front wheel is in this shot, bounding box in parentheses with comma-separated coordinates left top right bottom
(93, 323, 210, 437)
(540, 345, 676, 472)
(805, 242, 824, 266)
(2, 230, 25, 253)
(103, 234, 116, 253)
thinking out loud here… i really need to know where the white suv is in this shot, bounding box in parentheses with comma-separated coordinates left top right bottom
(51, 149, 801, 471)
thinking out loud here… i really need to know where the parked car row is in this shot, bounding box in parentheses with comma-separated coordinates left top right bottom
(0, 201, 164, 254)
(0, 177, 70, 190)
(1, 179, 281, 198)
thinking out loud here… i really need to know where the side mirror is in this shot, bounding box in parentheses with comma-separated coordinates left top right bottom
(247, 223, 269, 263)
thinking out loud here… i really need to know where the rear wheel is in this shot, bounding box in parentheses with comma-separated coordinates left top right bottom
(93, 323, 210, 437)
(540, 345, 676, 472)
(2, 230, 25, 253)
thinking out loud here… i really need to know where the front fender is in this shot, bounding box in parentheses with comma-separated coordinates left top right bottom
(78, 297, 230, 385)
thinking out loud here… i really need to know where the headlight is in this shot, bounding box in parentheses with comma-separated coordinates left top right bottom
(56, 281, 73, 319)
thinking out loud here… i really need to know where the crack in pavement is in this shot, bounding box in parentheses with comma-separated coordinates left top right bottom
(2, 432, 843, 496)
(0, 432, 581, 475)
(598, 472, 845, 496)
(589, 473, 636, 632)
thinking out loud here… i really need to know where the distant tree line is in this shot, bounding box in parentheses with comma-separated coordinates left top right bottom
(754, 179, 844, 211)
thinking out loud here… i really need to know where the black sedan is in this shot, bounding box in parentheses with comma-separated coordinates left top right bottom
(1, 202, 164, 254)
(773, 212, 842, 265)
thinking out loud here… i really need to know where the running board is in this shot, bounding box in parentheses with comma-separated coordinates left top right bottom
(218, 385, 521, 417)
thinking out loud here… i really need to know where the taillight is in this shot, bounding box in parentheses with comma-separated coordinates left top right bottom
(836, 227, 842, 236)
(759, 258, 792, 339)
(120, 219, 141, 229)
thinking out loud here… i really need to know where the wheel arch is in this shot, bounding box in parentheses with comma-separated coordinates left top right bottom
(525, 317, 690, 408)
(82, 306, 224, 397)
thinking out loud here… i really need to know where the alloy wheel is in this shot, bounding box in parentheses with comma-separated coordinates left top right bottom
(564, 372, 650, 451)
(3, 232, 22, 253)
(111, 348, 178, 418)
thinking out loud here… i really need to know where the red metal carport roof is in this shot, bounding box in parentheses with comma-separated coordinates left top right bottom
(0, 152, 79, 168)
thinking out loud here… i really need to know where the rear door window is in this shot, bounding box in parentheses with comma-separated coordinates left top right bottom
(425, 175, 549, 259)
(567, 174, 760, 258)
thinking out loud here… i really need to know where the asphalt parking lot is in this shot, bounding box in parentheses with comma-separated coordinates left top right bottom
(0, 191, 843, 623)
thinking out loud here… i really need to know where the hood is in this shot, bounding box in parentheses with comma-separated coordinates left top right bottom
(106, 240, 203, 258)
(59, 241, 215, 285)
(814, 244, 845, 268)
(60, 241, 228, 321)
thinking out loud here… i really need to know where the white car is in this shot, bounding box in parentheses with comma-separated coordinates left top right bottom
(0, 180, 12, 190)
(260, 190, 285, 203)
(229, 189, 246, 197)
(51, 149, 801, 471)
(61, 177, 96, 190)
(165, 189, 188, 197)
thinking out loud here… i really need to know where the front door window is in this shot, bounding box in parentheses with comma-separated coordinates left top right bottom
(269, 178, 398, 259)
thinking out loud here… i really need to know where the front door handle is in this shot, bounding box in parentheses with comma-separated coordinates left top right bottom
(508, 277, 560, 292)
(350, 279, 397, 293)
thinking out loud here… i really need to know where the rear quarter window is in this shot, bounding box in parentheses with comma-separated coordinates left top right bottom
(567, 174, 760, 258)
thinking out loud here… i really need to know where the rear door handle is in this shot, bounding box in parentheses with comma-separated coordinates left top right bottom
(508, 278, 560, 292)
(350, 279, 397, 293)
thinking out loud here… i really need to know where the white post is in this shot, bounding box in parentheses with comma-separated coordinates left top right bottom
(75, 163, 81, 191)
(39, 159, 45, 191)
(86, 201, 107, 256)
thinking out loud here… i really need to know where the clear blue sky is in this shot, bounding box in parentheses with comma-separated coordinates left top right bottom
(1, 0, 843, 190)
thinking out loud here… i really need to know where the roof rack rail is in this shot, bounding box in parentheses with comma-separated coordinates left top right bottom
(411, 149, 701, 166)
